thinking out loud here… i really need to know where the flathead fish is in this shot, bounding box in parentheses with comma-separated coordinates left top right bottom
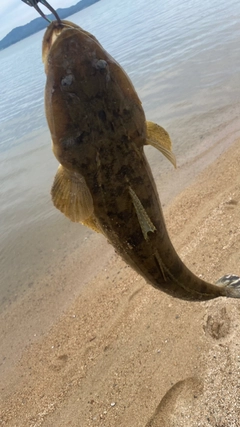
(42, 20, 240, 300)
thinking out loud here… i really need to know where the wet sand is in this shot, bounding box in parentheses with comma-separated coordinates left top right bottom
(1, 138, 240, 426)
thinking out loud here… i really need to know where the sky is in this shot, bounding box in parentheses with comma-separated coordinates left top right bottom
(0, 0, 71, 40)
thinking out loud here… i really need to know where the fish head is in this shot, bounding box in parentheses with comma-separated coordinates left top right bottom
(43, 20, 146, 171)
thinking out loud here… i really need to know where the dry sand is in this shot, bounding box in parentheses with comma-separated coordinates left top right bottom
(1, 139, 240, 426)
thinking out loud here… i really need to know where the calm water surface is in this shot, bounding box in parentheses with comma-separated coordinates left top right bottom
(0, 0, 240, 310)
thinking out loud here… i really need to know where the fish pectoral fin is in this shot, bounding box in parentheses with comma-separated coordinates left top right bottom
(146, 121, 177, 168)
(51, 165, 94, 223)
(129, 187, 156, 241)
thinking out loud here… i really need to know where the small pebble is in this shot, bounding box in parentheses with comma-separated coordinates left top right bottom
(111, 402, 116, 407)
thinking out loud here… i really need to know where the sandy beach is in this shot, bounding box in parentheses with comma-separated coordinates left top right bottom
(1, 137, 240, 427)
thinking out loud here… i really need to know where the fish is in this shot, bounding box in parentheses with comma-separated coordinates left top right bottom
(42, 20, 240, 300)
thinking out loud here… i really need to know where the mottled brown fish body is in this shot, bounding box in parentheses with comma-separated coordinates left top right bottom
(44, 22, 146, 170)
(43, 21, 239, 300)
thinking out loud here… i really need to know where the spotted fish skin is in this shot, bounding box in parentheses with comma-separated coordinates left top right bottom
(43, 21, 240, 300)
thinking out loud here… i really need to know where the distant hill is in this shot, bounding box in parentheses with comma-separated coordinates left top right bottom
(0, 0, 100, 51)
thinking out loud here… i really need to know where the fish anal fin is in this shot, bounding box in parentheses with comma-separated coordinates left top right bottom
(51, 165, 93, 223)
(146, 121, 177, 168)
(129, 187, 156, 241)
(154, 251, 167, 282)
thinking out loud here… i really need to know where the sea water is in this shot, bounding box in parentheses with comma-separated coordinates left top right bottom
(0, 0, 240, 311)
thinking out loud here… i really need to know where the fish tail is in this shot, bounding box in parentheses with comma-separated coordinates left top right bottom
(215, 274, 240, 298)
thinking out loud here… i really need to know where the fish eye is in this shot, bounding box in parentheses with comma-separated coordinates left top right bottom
(61, 74, 74, 87)
(95, 59, 108, 70)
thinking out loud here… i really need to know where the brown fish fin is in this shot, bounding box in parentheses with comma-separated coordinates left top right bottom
(51, 165, 94, 223)
(146, 121, 177, 168)
(81, 216, 103, 234)
(129, 187, 156, 240)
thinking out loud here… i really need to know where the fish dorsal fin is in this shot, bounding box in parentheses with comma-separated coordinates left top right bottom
(51, 165, 94, 222)
(146, 121, 177, 168)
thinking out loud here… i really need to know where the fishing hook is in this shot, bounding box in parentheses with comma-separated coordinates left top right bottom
(21, 0, 62, 24)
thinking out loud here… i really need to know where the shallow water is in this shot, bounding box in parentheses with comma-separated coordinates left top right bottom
(0, 0, 240, 311)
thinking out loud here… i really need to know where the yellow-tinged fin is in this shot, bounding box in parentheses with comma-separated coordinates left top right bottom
(51, 165, 94, 223)
(82, 216, 102, 234)
(129, 187, 156, 241)
(146, 121, 177, 168)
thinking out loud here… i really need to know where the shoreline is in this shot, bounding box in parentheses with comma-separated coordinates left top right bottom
(1, 138, 240, 426)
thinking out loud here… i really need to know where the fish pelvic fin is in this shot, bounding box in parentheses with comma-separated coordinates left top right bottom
(146, 121, 177, 168)
(129, 187, 156, 241)
(51, 165, 94, 223)
(81, 216, 103, 234)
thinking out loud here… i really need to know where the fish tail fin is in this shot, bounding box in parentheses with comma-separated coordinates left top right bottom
(215, 274, 240, 298)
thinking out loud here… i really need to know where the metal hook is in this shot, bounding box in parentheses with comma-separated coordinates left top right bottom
(21, 0, 62, 24)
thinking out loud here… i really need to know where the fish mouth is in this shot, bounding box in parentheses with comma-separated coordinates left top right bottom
(42, 21, 84, 68)
(42, 21, 64, 66)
